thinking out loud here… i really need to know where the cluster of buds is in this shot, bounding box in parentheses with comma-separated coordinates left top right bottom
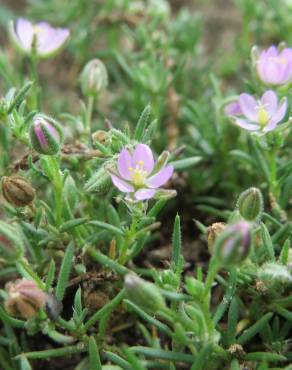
(29, 114, 63, 155)
(1, 176, 35, 207)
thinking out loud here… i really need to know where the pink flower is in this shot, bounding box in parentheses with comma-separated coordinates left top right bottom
(227, 90, 288, 133)
(224, 101, 242, 116)
(10, 18, 70, 58)
(256, 46, 292, 86)
(110, 144, 174, 200)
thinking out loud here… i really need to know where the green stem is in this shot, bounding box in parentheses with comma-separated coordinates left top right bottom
(86, 95, 95, 146)
(119, 217, 138, 265)
(29, 56, 40, 110)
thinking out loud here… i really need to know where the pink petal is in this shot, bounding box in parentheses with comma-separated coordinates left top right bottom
(262, 60, 282, 85)
(265, 45, 278, 58)
(146, 166, 174, 188)
(134, 189, 156, 200)
(264, 97, 288, 133)
(234, 118, 260, 131)
(132, 144, 154, 174)
(111, 175, 134, 193)
(15, 18, 33, 51)
(224, 101, 242, 116)
(118, 149, 133, 180)
(37, 27, 69, 55)
(239, 93, 257, 121)
(260, 90, 277, 116)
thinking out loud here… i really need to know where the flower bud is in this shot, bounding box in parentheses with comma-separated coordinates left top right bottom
(214, 222, 252, 266)
(80, 59, 108, 96)
(0, 221, 24, 263)
(5, 279, 46, 319)
(2, 176, 35, 207)
(237, 187, 263, 222)
(124, 274, 166, 313)
(206, 222, 226, 253)
(29, 114, 63, 155)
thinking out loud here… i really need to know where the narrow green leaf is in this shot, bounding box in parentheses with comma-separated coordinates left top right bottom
(55, 242, 74, 301)
(59, 218, 88, 233)
(88, 337, 102, 370)
(134, 105, 151, 141)
(237, 313, 274, 345)
(169, 156, 202, 170)
(89, 221, 124, 236)
(172, 214, 181, 268)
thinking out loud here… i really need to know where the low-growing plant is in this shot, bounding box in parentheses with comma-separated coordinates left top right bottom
(0, 1, 291, 369)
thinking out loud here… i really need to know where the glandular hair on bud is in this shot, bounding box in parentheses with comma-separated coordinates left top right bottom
(29, 114, 63, 155)
(236, 187, 263, 222)
(206, 222, 226, 253)
(124, 274, 166, 313)
(5, 279, 46, 319)
(0, 221, 24, 263)
(214, 222, 252, 266)
(80, 59, 108, 96)
(2, 176, 35, 207)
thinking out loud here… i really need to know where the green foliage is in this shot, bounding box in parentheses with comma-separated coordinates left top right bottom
(0, 0, 291, 369)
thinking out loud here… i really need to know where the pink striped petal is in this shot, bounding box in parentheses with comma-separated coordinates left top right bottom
(111, 175, 134, 193)
(133, 144, 154, 174)
(134, 189, 156, 200)
(234, 118, 260, 131)
(16, 18, 33, 51)
(146, 166, 174, 188)
(118, 149, 133, 180)
(261, 90, 277, 116)
(264, 97, 288, 133)
(239, 94, 257, 121)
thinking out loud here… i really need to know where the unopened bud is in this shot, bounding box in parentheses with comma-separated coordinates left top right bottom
(214, 222, 252, 265)
(154, 151, 170, 173)
(250, 45, 259, 66)
(80, 59, 108, 96)
(124, 274, 166, 313)
(0, 221, 24, 263)
(2, 176, 35, 207)
(5, 279, 46, 319)
(237, 187, 263, 222)
(29, 114, 63, 155)
(206, 222, 226, 253)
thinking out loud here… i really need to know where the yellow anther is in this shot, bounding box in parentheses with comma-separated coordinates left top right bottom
(269, 57, 287, 65)
(32, 25, 44, 35)
(138, 160, 144, 167)
(128, 167, 133, 171)
(257, 106, 269, 126)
